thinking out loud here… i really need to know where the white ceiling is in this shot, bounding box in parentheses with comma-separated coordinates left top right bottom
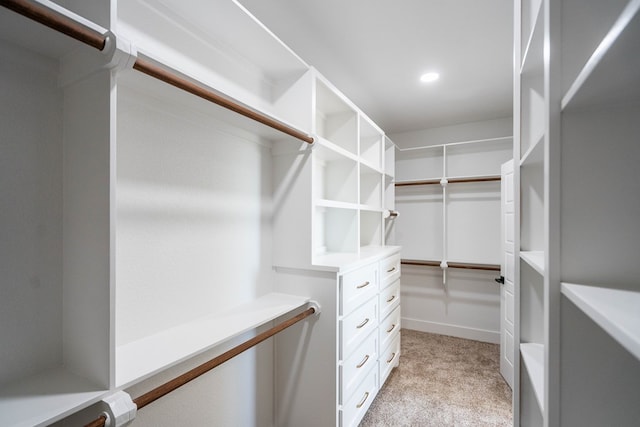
(238, 0, 514, 135)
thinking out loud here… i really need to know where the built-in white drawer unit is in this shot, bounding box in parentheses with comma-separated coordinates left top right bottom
(379, 305, 401, 352)
(340, 296, 378, 358)
(379, 332, 400, 385)
(379, 279, 400, 321)
(340, 365, 378, 427)
(340, 262, 378, 316)
(340, 329, 378, 403)
(380, 253, 401, 288)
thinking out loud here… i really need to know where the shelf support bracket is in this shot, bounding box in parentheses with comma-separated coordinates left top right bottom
(59, 31, 138, 87)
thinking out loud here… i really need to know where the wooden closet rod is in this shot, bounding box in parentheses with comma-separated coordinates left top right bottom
(395, 175, 501, 187)
(84, 306, 317, 427)
(0, 0, 106, 50)
(401, 259, 500, 272)
(1, 0, 314, 145)
(132, 59, 314, 144)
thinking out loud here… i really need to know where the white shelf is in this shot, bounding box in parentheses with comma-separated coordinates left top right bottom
(116, 293, 309, 387)
(520, 132, 544, 167)
(561, 283, 640, 361)
(0, 368, 107, 427)
(315, 199, 359, 210)
(520, 251, 545, 275)
(562, 0, 640, 110)
(312, 246, 402, 272)
(520, 343, 545, 412)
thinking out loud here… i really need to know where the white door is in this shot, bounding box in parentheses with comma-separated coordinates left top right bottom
(499, 160, 515, 388)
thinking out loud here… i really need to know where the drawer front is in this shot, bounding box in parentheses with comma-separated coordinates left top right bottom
(341, 296, 378, 358)
(379, 332, 401, 387)
(379, 279, 400, 320)
(379, 305, 401, 352)
(340, 330, 378, 403)
(340, 366, 378, 427)
(380, 253, 401, 289)
(340, 263, 378, 316)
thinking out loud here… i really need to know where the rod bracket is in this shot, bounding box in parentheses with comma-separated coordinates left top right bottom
(99, 391, 137, 427)
(440, 178, 448, 187)
(59, 30, 138, 87)
(307, 300, 321, 316)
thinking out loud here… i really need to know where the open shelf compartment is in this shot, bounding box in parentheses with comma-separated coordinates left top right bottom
(116, 0, 312, 131)
(314, 77, 357, 155)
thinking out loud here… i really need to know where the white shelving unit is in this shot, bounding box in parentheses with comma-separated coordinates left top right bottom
(514, 0, 640, 425)
(0, 1, 329, 426)
(394, 137, 512, 275)
(513, 0, 558, 423)
(1, 1, 401, 425)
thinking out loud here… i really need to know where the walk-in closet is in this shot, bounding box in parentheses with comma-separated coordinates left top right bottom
(1, 1, 638, 426)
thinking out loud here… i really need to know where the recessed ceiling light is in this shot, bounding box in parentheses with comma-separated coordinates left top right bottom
(420, 72, 440, 83)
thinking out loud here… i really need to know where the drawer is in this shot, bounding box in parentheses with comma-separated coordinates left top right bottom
(340, 262, 378, 316)
(340, 366, 378, 427)
(341, 296, 378, 358)
(379, 332, 400, 387)
(340, 330, 378, 403)
(380, 253, 401, 289)
(379, 305, 401, 352)
(379, 279, 400, 320)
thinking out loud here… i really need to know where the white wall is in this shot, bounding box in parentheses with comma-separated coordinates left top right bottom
(390, 118, 512, 343)
(390, 116, 512, 150)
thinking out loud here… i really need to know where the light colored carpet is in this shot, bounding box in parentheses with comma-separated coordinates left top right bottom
(360, 329, 512, 426)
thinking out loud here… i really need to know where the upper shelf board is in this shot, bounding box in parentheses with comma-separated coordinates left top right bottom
(116, 293, 309, 388)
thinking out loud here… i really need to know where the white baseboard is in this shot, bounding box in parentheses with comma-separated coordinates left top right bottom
(401, 317, 500, 344)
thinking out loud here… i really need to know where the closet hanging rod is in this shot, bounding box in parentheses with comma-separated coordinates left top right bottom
(401, 259, 501, 271)
(395, 175, 501, 187)
(132, 59, 314, 144)
(0, 0, 106, 50)
(0, 0, 315, 145)
(84, 305, 317, 427)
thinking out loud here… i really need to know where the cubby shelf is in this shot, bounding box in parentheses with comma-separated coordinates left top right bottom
(561, 283, 640, 361)
(520, 343, 545, 412)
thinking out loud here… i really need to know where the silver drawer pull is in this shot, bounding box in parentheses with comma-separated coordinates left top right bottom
(356, 318, 370, 329)
(387, 352, 397, 364)
(356, 391, 370, 409)
(386, 323, 396, 333)
(356, 281, 370, 289)
(386, 294, 396, 303)
(356, 354, 370, 369)
(386, 266, 396, 273)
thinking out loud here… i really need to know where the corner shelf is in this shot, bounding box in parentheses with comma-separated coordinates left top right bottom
(520, 251, 545, 275)
(561, 283, 640, 361)
(520, 343, 545, 412)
